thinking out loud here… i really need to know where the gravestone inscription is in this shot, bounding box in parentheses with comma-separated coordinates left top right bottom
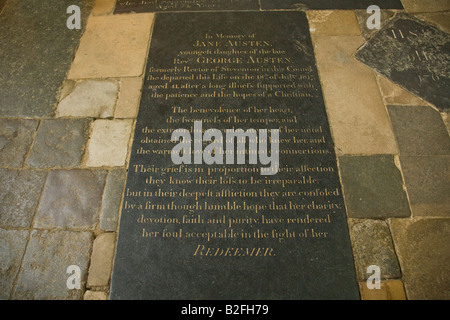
(356, 14, 450, 112)
(114, 0, 259, 13)
(110, 11, 359, 299)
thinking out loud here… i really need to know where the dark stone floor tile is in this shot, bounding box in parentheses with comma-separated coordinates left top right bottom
(34, 169, 107, 229)
(348, 219, 401, 280)
(26, 119, 91, 168)
(0, 228, 29, 299)
(12, 229, 93, 300)
(339, 155, 411, 218)
(0, 118, 38, 167)
(0, 169, 47, 228)
(388, 105, 450, 156)
(400, 155, 450, 216)
(391, 218, 450, 299)
(0, 0, 92, 117)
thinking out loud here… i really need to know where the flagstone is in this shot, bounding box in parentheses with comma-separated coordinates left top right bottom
(13, 230, 93, 300)
(68, 14, 154, 79)
(34, 169, 107, 229)
(55, 80, 119, 119)
(0, 119, 38, 168)
(311, 35, 398, 155)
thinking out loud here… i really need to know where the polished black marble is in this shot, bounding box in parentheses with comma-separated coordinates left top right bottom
(356, 14, 450, 112)
(110, 11, 359, 300)
(114, 0, 259, 13)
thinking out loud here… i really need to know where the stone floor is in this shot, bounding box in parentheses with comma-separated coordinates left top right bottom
(0, 0, 449, 300)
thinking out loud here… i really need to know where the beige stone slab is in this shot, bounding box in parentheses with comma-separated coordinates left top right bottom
(114, 77, 143, 119)
(376, 75, 430, 106)
(83, 290, 108, 300)
(401, 0, 450, 13)
(415, 12, 450, 33)
(87, 233, 116, 287)
(92, 0, 116, 16)
(68, 14, 154, 79)
(391, 218, 450, 299)
(359, 280, 407, 300)
(85, 119, 133, 167)
(56, 80, 119, 118)
(312, 35, 398, 155)
(307, 10, 361, 36)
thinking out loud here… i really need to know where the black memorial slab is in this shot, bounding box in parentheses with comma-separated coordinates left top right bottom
(110, 11, 359, 300)
(114, 0, 259, 13)
(260, 0, 403, 10)
(356, 14, 450, 112)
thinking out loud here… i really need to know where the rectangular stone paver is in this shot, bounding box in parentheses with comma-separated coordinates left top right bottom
(34, 169, 107, 230)
(338, 155, 411, 218)
(27, 119, 92, 168)
(312, 35, 398, 155)
(68, 14, 154, 79)
(348, 219, 401, 280)
(114, 77, 143, 119)
(0, 228, 29, 299)
(400, 155, 450, 217)
(55, 80, 119, 119)
(391, 218, 450, 299)
(13, 229, 93, 300)
(0, 119, 38, 168)
(100, 169, 127, 232)
(85, 119, 133, 167)
(87, 233, 116, 288)
(388, 105, 450, 156)
(0, 169, 47, 228)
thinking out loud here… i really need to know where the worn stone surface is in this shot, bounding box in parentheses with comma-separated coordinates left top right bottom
(415, 12, 450, 34)
(312, 35, 398, 155)
(92, 0, 115, 15)
(356, 14, 450, 112)
(0, 119, 38, 167)
(388, 105, 450, 156)
(0, 0, 92, 117)
(114, 77, 143, 119)
(339, 155, 411, 218)
(377, 75, 430, 106)
(87, 233, 116, 287)
(391, 218, 450, 299)
(85, 120, 133, 167)
(34, 170, 107, 229)
(359, 280, 407, 300)
(348, 219, 401, 280)
(83, 290, 108, 300)
(401, 0, 450, 13)
(307, 10, 361, 35)
(68, 14, 154, 79)
(0, 228, 29, 299)
(27, 119, 92, 168)
(56, 80, 119, 118)
(0, 169, 47, 228)
(400, 156, 450, 217)
(100, 169, 126, 232)
(355, 10, 396, 40)
(13, 230, 93, 300)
